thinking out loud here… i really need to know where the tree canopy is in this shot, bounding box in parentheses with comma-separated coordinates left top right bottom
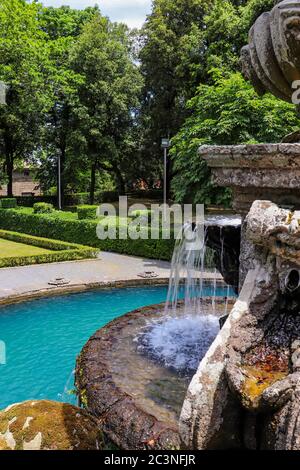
(0, 0, 297, 208)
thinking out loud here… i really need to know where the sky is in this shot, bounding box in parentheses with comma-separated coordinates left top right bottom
(41, 0, 152, 29)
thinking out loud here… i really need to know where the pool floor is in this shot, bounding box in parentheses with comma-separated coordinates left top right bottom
(0, 285, 231, 409)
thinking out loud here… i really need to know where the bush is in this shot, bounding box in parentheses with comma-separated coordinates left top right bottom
(0, 198, 17, 209)
(64, 191, 119, 206)
(129, 209, 153, 223)
(33, 202, 54, 214)
(77, 205, 98, 220)
(0, 209, 175, 261)
(14, 195, 57, 207)
(128, 189, 163, 200)
(0, 229, 98, 268)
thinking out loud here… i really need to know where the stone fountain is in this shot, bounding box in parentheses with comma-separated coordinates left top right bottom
(180, 0, 300, 450)
(75, 0, 300, 451)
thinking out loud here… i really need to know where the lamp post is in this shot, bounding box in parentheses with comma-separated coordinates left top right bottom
(161, 138, 170, 208)
(0, 81, 8, 106)
(58, 155, 62, 211)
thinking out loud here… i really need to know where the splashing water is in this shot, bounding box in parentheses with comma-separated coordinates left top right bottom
(138, 315, 220, 375)
(138, 222, 233, 375)
(165, 223, 207, 317)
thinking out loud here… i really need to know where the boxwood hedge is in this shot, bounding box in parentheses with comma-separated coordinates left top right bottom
(0, 198, 17, 209)
(0, 209, 175, 261)
(0, 229, 98, 268)
(77, 205, 98, 220)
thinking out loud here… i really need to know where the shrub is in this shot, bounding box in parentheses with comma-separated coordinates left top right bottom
(65, 191, 119, 206)
(14, 195, 57, 207)
(0, 208, 219, 266)
(129, 209, 153, 224)
(77, 205, 98, 220)
(33, 202, 54, 214)
(0, 229, 98, 268)
(0, 198, 17, 209)
(0, 209, 175, 261)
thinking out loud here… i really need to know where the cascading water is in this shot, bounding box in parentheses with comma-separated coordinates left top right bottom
(137, 220, 237, 376)
(165, 222, 207, 317)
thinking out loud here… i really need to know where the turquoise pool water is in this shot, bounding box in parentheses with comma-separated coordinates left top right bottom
(0, 285, 232, 409)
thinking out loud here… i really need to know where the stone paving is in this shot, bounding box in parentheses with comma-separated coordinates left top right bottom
(0, 252, 222, 303)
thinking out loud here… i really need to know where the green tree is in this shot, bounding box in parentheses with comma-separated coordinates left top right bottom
(139, 0, 209, 182)
(38, 4, 100, 40)
(70, 14, 143, 202)
(171, 72, 300, 205)
(0, 0, 52, 196)
(140, 0, 279, 196)
(35, 5, 102, 204)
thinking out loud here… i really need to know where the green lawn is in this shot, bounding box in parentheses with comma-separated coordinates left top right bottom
(0, 238, 53, 258)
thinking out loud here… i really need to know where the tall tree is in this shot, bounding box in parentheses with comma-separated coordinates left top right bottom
(139, 0, 209, 181)
(70, 14, 143, 202)
(171, 72, 300, 205)
(0, 0, 52, 196)
(36, 5, 100, 205)
(139, 0, 279, 195)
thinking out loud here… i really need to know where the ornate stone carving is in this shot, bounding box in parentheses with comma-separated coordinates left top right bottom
(180, 201, 300, 450)
(241, 0, 300, 103)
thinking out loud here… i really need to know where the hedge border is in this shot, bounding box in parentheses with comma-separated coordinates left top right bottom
(0, 229, 98, 268)
(0, 209, 175, 261)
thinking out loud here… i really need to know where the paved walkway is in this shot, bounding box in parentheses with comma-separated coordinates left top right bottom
(0, 252, 222, 303)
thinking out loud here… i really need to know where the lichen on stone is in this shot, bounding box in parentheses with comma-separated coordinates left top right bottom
(0, 400, 103, 451)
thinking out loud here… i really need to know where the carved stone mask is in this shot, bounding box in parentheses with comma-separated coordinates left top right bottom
(241, 0, 300, 103)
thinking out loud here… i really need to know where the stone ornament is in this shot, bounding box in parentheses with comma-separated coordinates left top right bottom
(241, 0, 300, 103)
(180, 201, 300, 450)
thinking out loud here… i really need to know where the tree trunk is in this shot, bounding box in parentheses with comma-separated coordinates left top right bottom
(6, 155, 13, 197)
(90, 162, 96, 205)
(166, 156, 172, 201)
(114, 167, 125, 195)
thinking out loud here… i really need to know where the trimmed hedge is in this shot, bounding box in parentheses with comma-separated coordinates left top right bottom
(0, 198, 17, 209)
(0, 209, 175, 261)
(128, 189, 163, 200)
(33, 202, 54, 214)
(77, 205, 98, 220)
(5, 195, 57, 208)
(65, 191, 119, 206)
(0, 229, 98, 268)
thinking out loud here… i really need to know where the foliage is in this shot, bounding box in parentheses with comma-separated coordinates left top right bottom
(0, 208, 175, 261)
(0, 228, 98, 268)
(139, 0, 209, 175)
(33, 202, 54, 214)
(0, 198, 17, 209)
(140, 0, 289, 205)
(0, 0, 53, 196)
(69, 14, 144, 198)
(77, 205, 98, 220)
(171, 72, 300, 205)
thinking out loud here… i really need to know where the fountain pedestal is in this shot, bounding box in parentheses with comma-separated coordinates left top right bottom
(201, 143, 300, 288)
(200, 143, 300, 214)
(180, 141, 300, 450)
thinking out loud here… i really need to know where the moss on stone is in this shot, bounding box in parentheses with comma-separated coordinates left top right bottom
(0, 400, 103, 450)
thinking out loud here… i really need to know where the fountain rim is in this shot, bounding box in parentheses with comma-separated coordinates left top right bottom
(200, 143, 300, 169)
(75, 297, 235, 450)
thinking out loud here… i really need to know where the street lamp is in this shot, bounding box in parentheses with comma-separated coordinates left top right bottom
(58, 155, 62, 211)
(0, 81, 8, 105)
(161, 138, 170, 208)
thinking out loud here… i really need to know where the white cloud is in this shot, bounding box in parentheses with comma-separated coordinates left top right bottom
(40, 0, 152, 28)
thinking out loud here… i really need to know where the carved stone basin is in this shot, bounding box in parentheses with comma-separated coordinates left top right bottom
(180, 201, 300, 450)
(200, 143, 300, 214)
(76, 299, 235, 450)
